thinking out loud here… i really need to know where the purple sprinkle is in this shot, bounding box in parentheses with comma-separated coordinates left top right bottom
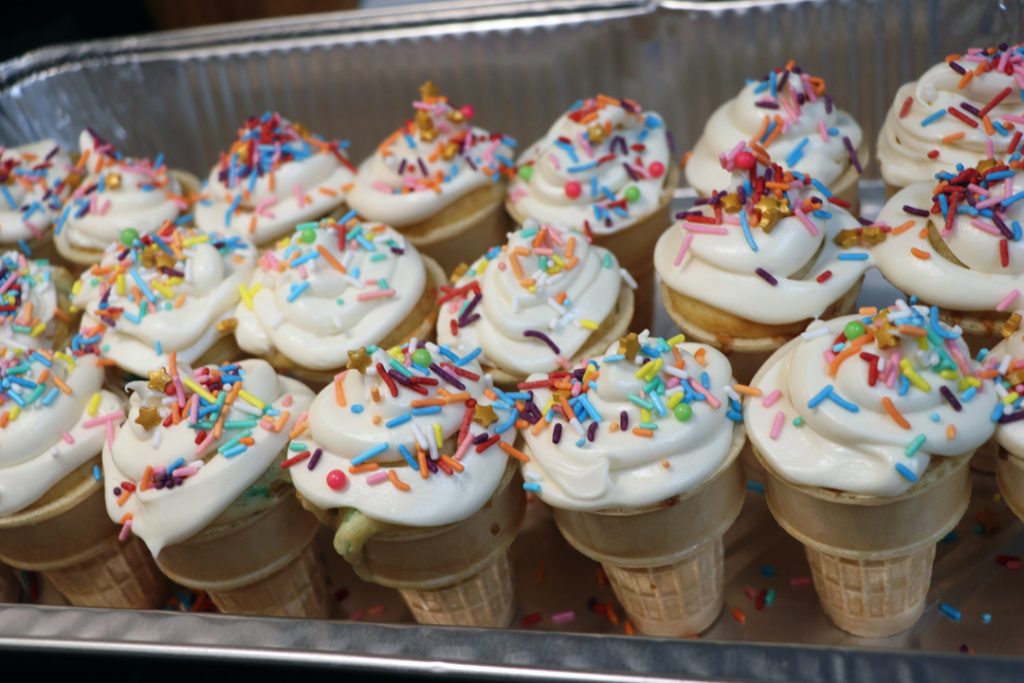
(623, 163, 639, 182)
(308, 447, 323, 470)
(425, 457, 438, 474)
(999, 411, 1024, 424)
(992, 213, 1014, 239)
(842, 136, 862, 174)
(388, 369, 418, 391)
(397, 159, 407, 175)
(466, 157, 478, 171)
(856, 215, 873, 226)
(417, 158, 429, 177)
(587, 421, 598, 442)
(619, 410, 628, 431)
(949, 61, 966, 75)
(552, 423, 562, 444)
(755, 268, 778, 286)
(961, 101, 982, 117)
(666, 130, 676, 155)
(429, 363, 466, 390)
(524, 329, 561, 354)
(737, 186, 747, 204)
(938, 386, 962, 412)
(611, 136, 627, 156)
(824, 94, 833, 115)
(472, 432, 490, 445)
(903, 204, 930, 217)
(755, 99, 781, 109)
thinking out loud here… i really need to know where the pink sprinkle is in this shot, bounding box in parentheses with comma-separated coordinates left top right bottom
(195, 430, 215, 457)
(106, 421, 116, 449)
(674, 232, 694, 267)
(173, 465, 199, 478)
(790, 576, 812, 587)
(508, 186, 528, 201)
(945, 341, 973, 377)
(770, 410, 785, 440)
(817, 120, 829, 142)
(971, 218, 1002, 236)
(371, 181, 391, 193)
(82, 409, 126, 429)
(743, 585, 758, 600)
(548, 153, 561, 171)
(366, 472, 389, 486)
(793, 205, 819, 236)
(968, 182, 991, 197)
(188, 394, 199, 425)
(576, 131, 594, 159)
(997, 289, 1020, 312)
(282, 395, 294, 408)
(118, 519, 133, 542)
(294, 183, 305, 207)
(683, 222, 728, 235)
(986, 138, 996, 160)
(761, 389, 782, 408)
(356, 288, 396, 302)
(173, 376, 187, 408)
(556, 355, 571, 370)
(550, 610, 576, 625)
(688, 378, 721, 409)
(1001, 113, 1024, 125)
(62, 432, 74, 444)
(454, 434, 473, 461)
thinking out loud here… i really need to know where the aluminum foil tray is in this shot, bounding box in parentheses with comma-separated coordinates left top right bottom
(1, 1, 1023, 681)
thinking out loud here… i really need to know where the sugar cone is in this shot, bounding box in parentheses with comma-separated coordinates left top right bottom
(996, 447, 1024, 523)
(484, 285, 634, 392)
(551, 425, 746, 636)
(155, 488, 328, 618)
(257, 255, 445, 391)
(0, 564, 20, 603)
(337, 461, 525, 627)
(397, 182, 511, 275)
(754, 448, 971, 637)
(0, 459, 169, 609)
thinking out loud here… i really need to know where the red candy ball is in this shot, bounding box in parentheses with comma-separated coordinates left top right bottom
(735, 151, 756, 170)
(648, 161, 665, 178)
(565, 181, 582, 199)
(461, 105, 475, 120)
(326, 469, 348, 491)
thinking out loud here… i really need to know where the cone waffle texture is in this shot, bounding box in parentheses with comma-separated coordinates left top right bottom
(754, 447, 971, 637)
(997, 447, 1024, 523)
(601, 536, 724, 637)
(399, 550, 515, 627)
(0, 564, 20, 603)
(206, 542, 329, 618)
(552, 425, 746, 636)
(45, 535, 168, 609)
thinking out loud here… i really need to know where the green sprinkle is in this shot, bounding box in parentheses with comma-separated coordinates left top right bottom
(674, 403, 693, 422)
(517, 165, 534, 182)
(905, 434, 926, 457)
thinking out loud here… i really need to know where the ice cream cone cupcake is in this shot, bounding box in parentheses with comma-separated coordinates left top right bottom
(234, 217, 444, 389)
(346, 82, 515, 274)
(101, 358, 325, 617)
(0, 140, 74, 262)
(437, 220, 633, 391)
(54, 129, 198, 269)
(744, 302, 998, 637)
(656, 144, 872, 384)
(874, 157, 1024, 355)
(2, 250, 77, 352)
(289, 342, 525, 627)
(70, 222, 256, 388)
(506, 95, 675, 330)
(685, 61, 867, 214)
(518, 331, 746, 636)
(195, 112, 356, 248)
(878, 44, 1024, 196)
(987, 316, 1024, 520)
(0, 345, 169, 608)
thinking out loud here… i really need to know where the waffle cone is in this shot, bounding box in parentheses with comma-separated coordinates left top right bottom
(753, 447, 972, 637)
(551, 425, 746, 636)
(484, 285, 634, 392)
(0, 564, 20, 603)
(257, 255, 445, 390)
(397, 182, 511, 275)
(0, 459, 169, 609)
(996, 447, 1024, 523)
(659, 276, 863, 384)
(507, 167, 678, 333)
(334, 461, 525, 627)
(155, 489, 328, 617)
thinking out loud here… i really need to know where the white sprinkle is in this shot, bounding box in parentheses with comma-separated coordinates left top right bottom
(619, 268, 638, 290)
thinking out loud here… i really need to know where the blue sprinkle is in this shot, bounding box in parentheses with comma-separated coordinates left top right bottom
(746, 480, 765, 494)
(895, 463, 918, 482)
(523, 482, 542, 493)
(939, 602, 961, 622)
(351, 404, 365, 414)
(837, 252, 869, 261)
(93, 465, 102, 481)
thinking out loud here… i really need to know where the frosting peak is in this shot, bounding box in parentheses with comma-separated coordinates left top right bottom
(1, 251, 67, 351)
(0, 140, 72, 246)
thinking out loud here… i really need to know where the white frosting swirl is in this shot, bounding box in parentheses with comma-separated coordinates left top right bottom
(992, 331, 1024, 459)
(685, 66, 863, 197)
(1, 251, 65, 350)
(235, 219, 428, 372)
(55, 130, 186, 253)
(655, 149, 872, 324)
(195, 112, 356, 245)
(520, 336, 741, 510)
(101, 359, 312, 555)
(346, 84, 514, 227)
(289, 345, 510, 527)
(436, 221, 624, 376)
(0, 349, 122, 516)
(873, 163, 1024, 312)
(71, 224, 255, 377)
(507, 96, 672, 236)
(0, 140, 72, 245)
(878, 45, 1024, 189)
(745, 307, 998, 496)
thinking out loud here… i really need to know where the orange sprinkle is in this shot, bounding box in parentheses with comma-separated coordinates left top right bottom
(624, 620, 635, 636)
(372, 415, 382, 426)
(440, 455, 465, 472)
(139, 465, 154, 492)
(941, 131, 966, 144)
(530, 416, 548, 436)
(411, 398, 445, 408)
(387, 470, 411, 492)
(116, 489, 132, 507)
(273, 410, 290, 433)
(661, 460, 671, 469)
(680, 150, 693, 170)
(417, 448, 428, 479)
(695, 348, 707, 366)
(168, 352, 177, 377)
(559, 396, 576, 421)
(982, 114, 995, 136)
(892, 220, 917, 235)
(731, 607, 747, 625)
(896, 325, 927, 337)
(858, 307, 879, 316)
(631, 428, 654, 437)
(443, 392, 471, 404)
(51, 374, 72, 395)
(349, 463, 379, 474)
(317, 244, 347, 273)
(910, 247, 931, 260)
(288, 417, 308, 440)
(238, 437, 255, 446)
(93, 358, 118, 367)
(606, 603, 620, 626)
(957, 71, 974, 90)
(918, 226, 930, 239)
(499, 441, 531, 462)
(882, 396, 911, 430)
(829, 334, 872, 376)
(371, 386, 381, 403)
(732, 384, 762, 397)
(334, 375, 347, 407)
(946, 424, 957, 440)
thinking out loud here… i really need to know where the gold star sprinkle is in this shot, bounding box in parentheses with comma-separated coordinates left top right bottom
(873, 318, 897, 349)
(419, 81, 439, 101)
(450, 262, 470, 282)
(416, 109, 437, 142)
(719, 193, 742, 214)
(835, 227, 887, 249)
(1002, 312, 1022, 339)
(442, 142, 460, 161)
(105, 173, 122, 190)
(135, 406, 162, 431)
(148, 367, 172, 392)
(216, 317, 239, 333)
(473, 403, 498, 427)
(754, 195, 791, 233)
(587, 124, 607, 145)
(977, 158, 999, 174)
(347, 348, 372, 372)
(618, 332, 641, 360)
(446, 109, 465, 124)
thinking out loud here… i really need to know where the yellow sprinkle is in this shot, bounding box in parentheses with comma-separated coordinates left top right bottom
(182, 235, 210, 246)
(387, 346, 404, 362)
(899, 359, 931, 392)
(55, 351, 74, 369)
(116, 273, 126, 296)
(635, 357, 662, 381)
(667, 333, 686, 346)
(433, 422, 443, 448)
(938, 369, 959, 381)
(87, 392, 102, 417)
(238, 284, 254, 310)
(237, 389, 266, 411)
(30, 322, 46, 337)
(165, 277, 184, 287)
(958, 376, 981, 391)
(71, 280, 82, 295)
(182, 377, 217, 404)
(641, 408, 651, 423)
(667, 392, 684, 409)
(9, 406, 20, 422)
(579, 319, 598, 331)
(1005, 392, 1020, 405)
(151, 281, 174, 299)
(477, 258, 491, 274)
(915, 336, 929, 350)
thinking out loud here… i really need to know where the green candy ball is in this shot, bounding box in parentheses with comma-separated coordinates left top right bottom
(674, 402, 693, 422)
(299, 227, 318, 244)
(624, 186, 641, 203)
(412, 348, 432, 367)
(844, 320, 867, 340)
(119, 228, 140, 246)
(517, 165, 534, 182)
